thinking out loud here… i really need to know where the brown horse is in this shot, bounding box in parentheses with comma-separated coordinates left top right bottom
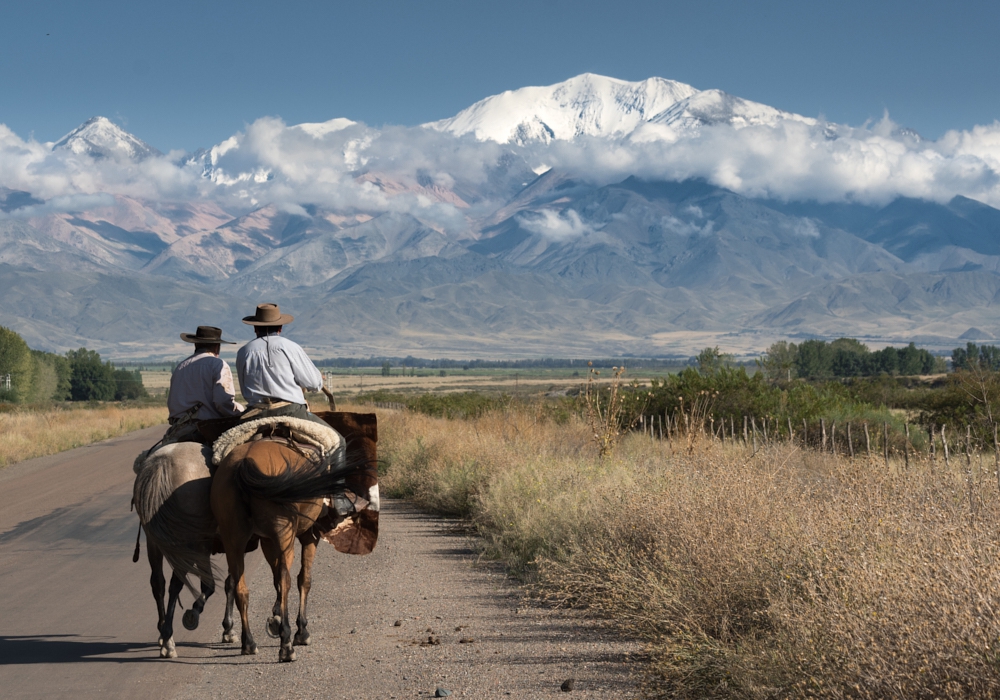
(211, 412, 378, 662)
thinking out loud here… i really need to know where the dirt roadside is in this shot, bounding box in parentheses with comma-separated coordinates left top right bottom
(0, 425, 643, 699)
(175, 500, 644, 699)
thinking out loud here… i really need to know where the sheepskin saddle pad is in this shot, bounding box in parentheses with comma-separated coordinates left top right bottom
(212, 416, 342, 466)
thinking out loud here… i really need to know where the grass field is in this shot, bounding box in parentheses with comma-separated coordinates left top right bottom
(140, 365, 680, 398)
(377, 403, 1000, 698)
(0, 404, 167, 469)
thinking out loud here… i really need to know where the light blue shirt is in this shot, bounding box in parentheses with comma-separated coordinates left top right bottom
(236, 333, 323, 406)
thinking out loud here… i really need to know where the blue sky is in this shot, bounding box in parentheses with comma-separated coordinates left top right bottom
(2, 0, 998, 151)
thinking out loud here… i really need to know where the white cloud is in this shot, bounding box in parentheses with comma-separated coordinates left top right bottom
(517, 209, 595, 240)
(5, 109, 1000, 230)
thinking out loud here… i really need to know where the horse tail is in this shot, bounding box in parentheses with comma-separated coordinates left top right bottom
(133, 446, 217, 593)
(231, 444, 356, 507)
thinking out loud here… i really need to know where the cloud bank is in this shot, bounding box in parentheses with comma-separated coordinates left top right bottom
(5, 109, 1000, 228)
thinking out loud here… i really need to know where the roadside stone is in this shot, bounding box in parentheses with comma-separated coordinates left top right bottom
(393, 620, 403, 626)
(561, 678, 576, 692)
(435, 689, 452, 697)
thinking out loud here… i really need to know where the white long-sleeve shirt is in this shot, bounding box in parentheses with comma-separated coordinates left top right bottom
(167, 352, 244, 421)
(236, 334, 323, 406)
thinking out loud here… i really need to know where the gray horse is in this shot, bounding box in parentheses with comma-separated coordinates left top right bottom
(132, 442, 236, 658)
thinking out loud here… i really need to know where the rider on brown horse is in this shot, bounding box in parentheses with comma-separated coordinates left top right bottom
(235, 303, 328, 428)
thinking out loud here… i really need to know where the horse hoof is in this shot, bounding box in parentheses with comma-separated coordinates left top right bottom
(222, 632, 236, 644)
(160, 645, 177, 659)
(241, 644, 257, 656)
(279, 647, 296, 663)
(293, 632, 311, 646)
(182, 610, 199, 631)
(266, 615, 281, 638)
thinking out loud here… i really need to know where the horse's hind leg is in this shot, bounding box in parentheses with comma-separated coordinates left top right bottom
(294, 532, 319, 646)
(159, 571, 184, 659)
(260, 537, 284, 639)
(264, 519, 297, 663)
(146, 539, 167, 647)
(221, 575, 237, 643)
(224, 550, 257, 655)
(183, 561, 215, 631)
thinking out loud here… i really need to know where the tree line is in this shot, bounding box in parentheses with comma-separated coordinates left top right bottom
(0, 326, 147, 404)
(756, 338, 946, 380)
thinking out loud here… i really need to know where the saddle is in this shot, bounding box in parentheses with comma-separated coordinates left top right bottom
(210, 412, 380, 555)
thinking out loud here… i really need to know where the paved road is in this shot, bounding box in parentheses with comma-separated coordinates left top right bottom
(0, 426, 641, 699)
(0, 426, 230, 699)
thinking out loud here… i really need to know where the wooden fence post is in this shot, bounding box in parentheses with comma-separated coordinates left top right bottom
(821, 418, 827, 453)
(993, 423, 999, 493)
(847, 422, 855, 458)
(763, 417, 769, 443)
(787, 416, 794, 444)
(930, 423, 936, 464)
(904, 423, 910, 470)
(942, 425, 950, 468)
(751, 417, 758, 452)
(803, 419, 808, 448)
(864, 422, 872, 461)
(831, 422, 837, 455)
(883, 422, 889, 468)
(966, 426, 973, 468)
(744, 416, 748, 444)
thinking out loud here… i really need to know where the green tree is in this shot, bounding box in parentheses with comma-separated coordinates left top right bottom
(897, 342, 924, 376)
(0, 326, 34, 403)
(381, 361, 391, 377)
(66, 348, 116, 401)
(795, 340, 834, 379)
(758, 341, 798, 381)
(112, 367, 148, 400)
(696, 347, 732, 375)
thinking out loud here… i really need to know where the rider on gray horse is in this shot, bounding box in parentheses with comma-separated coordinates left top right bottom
(166, 325, 244, 442)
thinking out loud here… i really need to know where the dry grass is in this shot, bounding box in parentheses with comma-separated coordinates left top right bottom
(378, 406, 1000, 698)
(0, 405, 167, 468)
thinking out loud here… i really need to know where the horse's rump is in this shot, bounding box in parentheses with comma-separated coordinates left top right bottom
(133, 442, 217, 589)
(312, 412, 379, 555)
(215, 412, 379, 555)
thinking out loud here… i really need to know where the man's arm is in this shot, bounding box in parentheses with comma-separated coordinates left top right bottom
(213, 361, 244, 417)
(285, 342, 323, 393)
(235, 346, 250, 403)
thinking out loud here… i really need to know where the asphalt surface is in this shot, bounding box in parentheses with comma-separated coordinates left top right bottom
(0, 425, 641, 699)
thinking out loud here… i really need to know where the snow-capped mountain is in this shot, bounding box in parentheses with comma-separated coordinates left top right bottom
(648, 89, 816, 132)
(52, 116, 162, 161)
(426, 74, 814, 145)
(3, 73, 1000, 357)
(426, 73, 699, 144)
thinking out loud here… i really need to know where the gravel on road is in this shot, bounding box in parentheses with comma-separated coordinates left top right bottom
(175, 501, 643, 699)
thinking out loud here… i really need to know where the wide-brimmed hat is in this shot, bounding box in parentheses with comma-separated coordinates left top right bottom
(242, 303, 294, 326)
(180, 326, 236, 344)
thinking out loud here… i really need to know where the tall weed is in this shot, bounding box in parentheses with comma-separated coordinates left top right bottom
(379, 405, 1000, 698)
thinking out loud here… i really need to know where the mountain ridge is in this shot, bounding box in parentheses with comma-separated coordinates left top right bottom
(2, 74, 999, 357)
